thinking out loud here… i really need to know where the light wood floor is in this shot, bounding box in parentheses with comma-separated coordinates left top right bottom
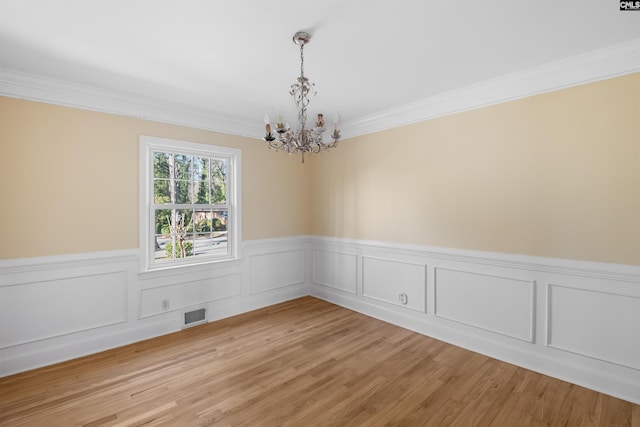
(0, 297, 638, 427)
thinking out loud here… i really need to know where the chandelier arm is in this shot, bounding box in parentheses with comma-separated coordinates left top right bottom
(298, 101, 307, 129)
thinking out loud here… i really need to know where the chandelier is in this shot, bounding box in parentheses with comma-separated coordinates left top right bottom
(263, 31, 340, 163)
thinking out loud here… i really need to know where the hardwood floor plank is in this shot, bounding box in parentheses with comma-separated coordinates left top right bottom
(0, 296, 637, 426)
(633, 404, 640, 427)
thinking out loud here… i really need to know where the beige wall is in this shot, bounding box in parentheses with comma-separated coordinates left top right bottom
(3, 73, 638, 264)
(309, 73, 640, 265)
(0, 98, 311, 259)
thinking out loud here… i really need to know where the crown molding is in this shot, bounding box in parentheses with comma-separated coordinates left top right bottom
(343, 38, 640, 139)
(0, 68, 264, 138)
(1, 39, 639, 140)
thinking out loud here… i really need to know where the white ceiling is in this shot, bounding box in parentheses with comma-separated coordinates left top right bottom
(1, 0, 640, 138)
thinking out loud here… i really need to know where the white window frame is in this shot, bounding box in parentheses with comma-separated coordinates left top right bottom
(139, 135, 242, 272)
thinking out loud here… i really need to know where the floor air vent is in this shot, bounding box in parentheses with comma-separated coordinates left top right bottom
(182, 307, 207, 328)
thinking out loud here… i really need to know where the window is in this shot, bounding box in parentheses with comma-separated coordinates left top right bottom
(139, 136, 241, 271)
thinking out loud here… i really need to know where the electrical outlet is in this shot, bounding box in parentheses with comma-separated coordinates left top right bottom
(161, 299, 170, 311)
(398, 293, 408, 305)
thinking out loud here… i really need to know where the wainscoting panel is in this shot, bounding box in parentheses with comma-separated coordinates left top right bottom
(547, 283, 640, 370)
(139, 273, 241, 318)
(0, 271, 128, 349)
(312, 249, 357, 294)
(434, 268, 535, 342)
(362, 256, 426, 312)
(249, 249, 305, 294)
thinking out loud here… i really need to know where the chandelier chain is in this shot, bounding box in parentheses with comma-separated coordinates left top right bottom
(300, 43, 305, 79)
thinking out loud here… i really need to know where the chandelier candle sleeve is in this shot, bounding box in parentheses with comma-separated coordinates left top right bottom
(263, 114, 275, 141)
(276, 108, 284, 130)
(261, 31, 340, 163)
(264, 114, 270, 132)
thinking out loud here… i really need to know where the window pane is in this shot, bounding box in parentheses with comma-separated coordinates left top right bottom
(154, 234, 172, 262)
(212, 169, 225, 202)
(176, 209, 193, 234)
(193, 233, 213, 257)
(153, 179, 171, 204)
(175, 180, 191, 204)
(193, 209, 211, 232)
(211, 159, 226, 179)
(174, 154, 191, 180)
(194, 180, 209, 204)
(209, 209, 227, 232)
(210, 159, 227, 204)
(154, 209, 196, 261)
(192, 156, 208, 181)
(153, 152, 170, 179)
(211, 231, 228, 256)
(173, 233, 194, 259)
(154, 209, 172, 235)
(154, 208, 174, 262)
(211, 181, 226, 204)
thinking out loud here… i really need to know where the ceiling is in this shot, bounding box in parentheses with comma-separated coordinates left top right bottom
(1, 0, 640, 139)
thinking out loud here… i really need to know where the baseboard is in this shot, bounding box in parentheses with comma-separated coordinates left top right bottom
(0, 315, 175, 377)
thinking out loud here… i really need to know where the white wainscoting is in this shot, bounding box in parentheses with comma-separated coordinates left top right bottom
(0, 237, 310, 377)
(1, 263, 129, 349)
(362, 256, 426, 312)
(3, 235, 640, 404)
(309, 236, 640, 404)
(546, 282, 640, 371)
(434, 268, 535, 343)
(139, 272, 241, 319)
(250, 248, 305, 294)
(312, 249, 358, 294)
